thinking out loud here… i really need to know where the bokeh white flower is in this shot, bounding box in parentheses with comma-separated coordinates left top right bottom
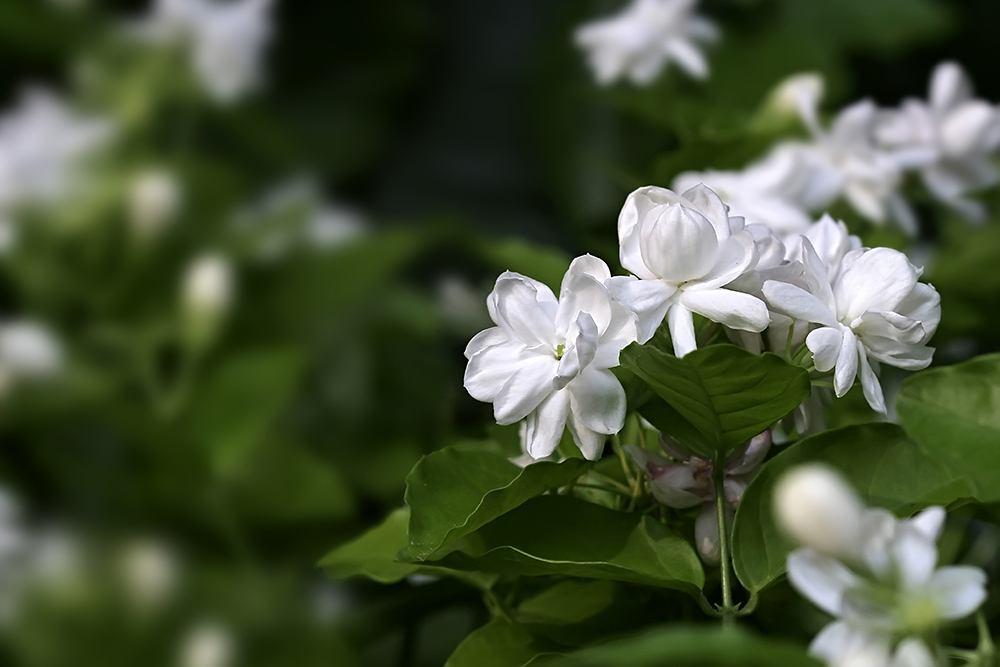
(575, 0, 717, 85)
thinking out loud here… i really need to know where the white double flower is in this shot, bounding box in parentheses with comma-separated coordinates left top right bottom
(464, 256, 638, 460)
(763, 216, 940, 413)
(608, 184, 770, 356)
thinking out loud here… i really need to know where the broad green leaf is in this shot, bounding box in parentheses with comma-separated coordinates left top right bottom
(621, 343, 809, 457)
(405, 448, 589, 560)
(549, 625, 820, 667)
(897, 354, 1000, 502)
(430, 495, 704, 594)
(445, 618, 561, 667)
(732, 423, 968, 593)
(320, 508, 492, 588)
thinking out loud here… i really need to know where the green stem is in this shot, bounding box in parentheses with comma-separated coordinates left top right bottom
(714, 469, 736, 625)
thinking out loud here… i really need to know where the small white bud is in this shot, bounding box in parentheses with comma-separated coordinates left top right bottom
(181, 254, 235, 347)
(178, 621, 235, 667)
(766, 72, 824, 121)
(774, 464, 864, 558)
(118, 538, 178, 612)
(128, 168, 181, 240)
(0, 321, 63, 383)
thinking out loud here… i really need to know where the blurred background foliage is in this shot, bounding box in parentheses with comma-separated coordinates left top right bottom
(0, 0, 999, 665)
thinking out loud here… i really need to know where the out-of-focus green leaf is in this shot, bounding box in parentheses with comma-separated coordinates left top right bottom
(445, 618, 561, 667)
(320, 508, 492, 588)
(548, 625, 820, 667)
(897, 354, 1000, 502)
(186, 347, 305, 474)
(431, 495, 704, 594)
(479, 238, 571, 292)
(732, 423, 968, 594)
(621, 343, 809, 458)
(405, 448, 589, 561)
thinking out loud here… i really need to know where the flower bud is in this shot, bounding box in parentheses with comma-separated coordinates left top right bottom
(178, 621, 235, 667)
(128, 168, 181, 241)
(774, 464, 864, 558)
(0, 321, 63, 397)
(118, 538, 178, 612)
(181, 254, 235, 348)
(765, 72, 824, 123)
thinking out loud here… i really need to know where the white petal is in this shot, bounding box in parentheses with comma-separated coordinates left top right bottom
(464, 341, 532, 402)
(618, 186, 681, 279)
(907, 507, 945, 542)
(606, 276, 676, 344)
(562, 253, 612, 287)
(806, 326, 844, 372)
(666, 38, 709, 81)
(464, 327, 508, 360)
(522, 390, 570, 460)
(930, 61, 971, 113)
(680, 183, 730, 239)
(492, 273, 558, 347)
(680, 288, 769, 333)
(787, 549, 860, 616)
(833, 328, 858, 397)
(890, 639, 936, 667)
(639, 205, 719, 282)
(835, 248, 919, 322)
(694, 231, 756, 289)
(556, 260, 615, 337)
(810, 622, 890, 667)
(925, 566, 987, 620)
(695, 504, 723, 564)
(566, 411, 607, 461)
(667, 303, 696, 357)
(892, 524, 937, 590)
(856, 341, 886, 414)
(896, 283, 941, 343)
(556, 313, 599, 387)
(492, 355, 558, 425)
(941, 102, 1000, 157)
(568, 367, 626, 435)
(763, 280, 838, 327)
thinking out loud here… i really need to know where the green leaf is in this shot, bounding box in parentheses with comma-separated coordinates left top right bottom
(405, 448, 589, 560)
(445, 618, 561, 667)
(732, 423, 968, 594)
(548, 624, 820, 666)
(430, 495, 704, 594)
(320, 508, 494, 588)
(187, 348, 305, 474)
(897, 354, 1000, 502)
(621, 343, 810, 457)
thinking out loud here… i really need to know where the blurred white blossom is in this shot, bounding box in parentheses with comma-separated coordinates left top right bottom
(0, 89, 112, 216)
(118, 538, 179, 612)
(0, 320, 64, 396)
(877, 61, 1000, 221)
(575, 0, 717, 85)
(776, 466, 986, 667)
(135, 0, 274, 104)
(464, 255, 638, 460)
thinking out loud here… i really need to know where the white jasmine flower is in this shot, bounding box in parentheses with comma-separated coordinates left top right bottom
(877, 62, 1000, 221)
(802, 100, 916, 233)
(135, 0, 273, 104)
(178, 621, 236, 667)
(181, 253, 235, 347)
(777, 467, 987, 667)
(574, 0, 718, 85)
(464, 255, 639, 460)
(629, 432, 770, 562)
(774, 464, 865, 560)
(128, 168, 182, 240)
(608, 184, 769, 356)
(763, 230, 940, 413)
(0, 89, 112, 214)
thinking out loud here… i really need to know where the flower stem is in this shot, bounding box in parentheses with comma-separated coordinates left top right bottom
(714, 469, 737, 625)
